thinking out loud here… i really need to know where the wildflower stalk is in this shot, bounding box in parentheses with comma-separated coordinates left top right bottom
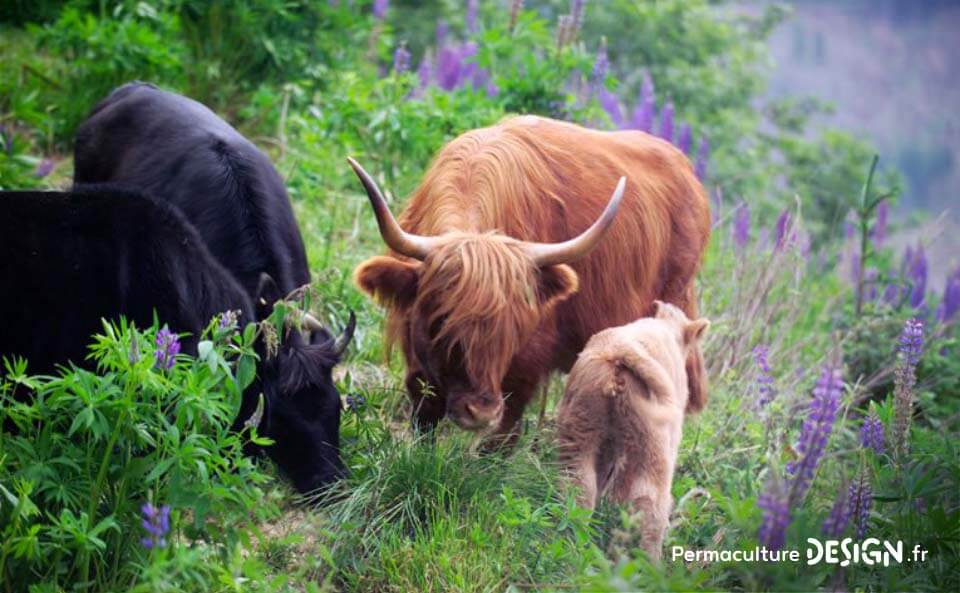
(893, 319, 923, 462)
(854, 155, 888, 316)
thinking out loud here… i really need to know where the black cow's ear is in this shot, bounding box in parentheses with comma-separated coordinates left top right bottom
(256, 273, 282, 318)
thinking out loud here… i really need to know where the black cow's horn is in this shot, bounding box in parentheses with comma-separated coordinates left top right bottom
(523, 176, 627, 266)
(348, 157, 442, 261)
(332, 311, 356, 356)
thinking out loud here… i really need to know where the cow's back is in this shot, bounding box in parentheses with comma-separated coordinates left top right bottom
(0, 186, 252, 375)
(400, 115, 711, 366)
(73, 82, 310, 300)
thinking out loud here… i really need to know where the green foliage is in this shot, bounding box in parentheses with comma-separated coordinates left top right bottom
(30, 5, 183, 143)
(0, 318, 281, 592)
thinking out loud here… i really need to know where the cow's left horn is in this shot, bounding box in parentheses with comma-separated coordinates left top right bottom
(347, 157, 441, 261)
(524, 176, 627, 267)
(332, 311, 356, 356)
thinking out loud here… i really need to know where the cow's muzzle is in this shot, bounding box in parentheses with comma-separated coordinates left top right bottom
(447, 392, 504, 431)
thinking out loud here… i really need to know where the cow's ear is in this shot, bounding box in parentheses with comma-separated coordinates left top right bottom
(256, 273, 282, 319)
(683, 318, 710, 346)
(536, 264, 579, 310)
(354, 256, 420, 309)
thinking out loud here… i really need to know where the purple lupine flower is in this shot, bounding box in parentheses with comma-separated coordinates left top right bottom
(859, 410, 885, 454)
(938, 267, 960, 322)
(591, 38, 608, 87)
(436, 19, 449, 47)
(658, 101, 675, 144)
(733, 202, 750, 250)
(631, 72, 656, 133)
(882, 283, 900, 306)
(218, 310, 239, 333)
(677, 123, 692, 155)
(757, 477, 790, 550)
(864, 267, 879, 302)
(694, 135, 710, 181)
(458, 41, 479, 85)
(907, 244, 927, 309)
(392, 43, 410, 74)
(570, 0, 585, 33)
(555, 15, 573, 48)
(465, 0, 479, 35)
(871, 200, 888, 248)
(848, 473, 873, 540)
(753, 345, 776, 407)
(774, 209, 792, 252)
(141, 503, 171, 549)
(372, 0, 388, 19)
(417, 54, 432, 88)
(898, 318, 924, 366)
(598, 89, 623, 128)
(35, 159, 54, 178)
(155, 327, 180, 371)
(894, 318, 923, 459)
(822, 486, 851, 538)
(485, 80, 499, 97)
(436, 45, 464, 89)
(786, 367, 843, 503)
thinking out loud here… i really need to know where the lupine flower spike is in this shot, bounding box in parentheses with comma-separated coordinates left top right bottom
(733, 202, 750, 250)
(752, 345, 775, 407)
(848, 472, 873, 540)
(757, 477, 790, 550)
(694, 135, 710, 181)
(859, 410, 885, 454)
(822, 485, 851, 538)
(786, 367, 843, 504)
(658, 101, 675, 144)
(141, 503, 171, 549)
(155, 327, 180, 371)
(591, 38, 608, 89)
(393, 42, 410, 75)
(465, 0, 479, 35)
(893, 318, 923, 460)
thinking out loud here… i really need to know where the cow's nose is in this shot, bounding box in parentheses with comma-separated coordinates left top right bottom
(451, 394, 503, 430)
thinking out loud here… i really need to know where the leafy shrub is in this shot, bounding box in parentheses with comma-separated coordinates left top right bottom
(29, 5, 184, 143)
(0, 317, 280, 591)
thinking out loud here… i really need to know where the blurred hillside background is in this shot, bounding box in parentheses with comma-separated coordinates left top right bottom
(757, 0, 960, 288)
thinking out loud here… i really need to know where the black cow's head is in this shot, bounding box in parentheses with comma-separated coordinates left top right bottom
(243, 274, 355, 494)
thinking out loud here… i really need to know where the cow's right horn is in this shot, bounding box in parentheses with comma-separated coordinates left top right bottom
(347, 157, 440, 261)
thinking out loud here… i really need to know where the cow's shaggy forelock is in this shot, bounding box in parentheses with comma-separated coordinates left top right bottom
(415, 233, 541, 391)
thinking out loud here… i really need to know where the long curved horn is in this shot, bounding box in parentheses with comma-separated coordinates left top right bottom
(332, 311, 356, 356)
(347, 157, 441, 261)
(524, 176, 627, 267)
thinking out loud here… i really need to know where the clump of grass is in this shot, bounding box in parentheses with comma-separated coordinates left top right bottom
(306, 428, 598, 592)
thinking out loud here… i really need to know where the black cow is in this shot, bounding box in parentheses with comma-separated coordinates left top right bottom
(0, 186, 354, 493)
(74, 82, 310, 305)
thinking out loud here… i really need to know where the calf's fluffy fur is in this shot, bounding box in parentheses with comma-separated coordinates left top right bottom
(557, 301, 709, 561)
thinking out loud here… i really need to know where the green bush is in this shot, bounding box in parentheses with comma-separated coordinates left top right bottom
(0, 317, 280, 591)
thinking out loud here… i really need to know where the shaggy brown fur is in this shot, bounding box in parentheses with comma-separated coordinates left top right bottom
(556, 302, 709, 561)
(355, 115, 711, 437)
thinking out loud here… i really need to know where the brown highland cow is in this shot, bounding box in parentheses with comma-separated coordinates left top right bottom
(350, 115, 711, 443)
(557, 301, 710, 561)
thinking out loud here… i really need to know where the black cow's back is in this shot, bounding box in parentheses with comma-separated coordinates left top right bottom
(74, 82, 310, 302)
(0, 186, 252, 375)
